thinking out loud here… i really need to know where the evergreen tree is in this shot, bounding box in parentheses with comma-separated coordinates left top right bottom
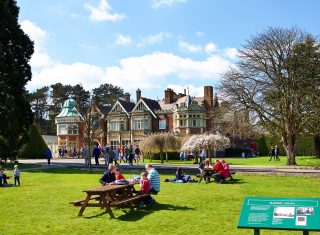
(0, 0, 34, 159)
(18, 125, 48, 159)
(92, 83, 124, 105)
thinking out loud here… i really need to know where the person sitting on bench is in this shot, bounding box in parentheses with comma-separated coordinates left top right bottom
(145, 164, 160, 195)
(212, 160, 224, 184)
(221, 159, 233, 180)
(99, 164, 116, 185)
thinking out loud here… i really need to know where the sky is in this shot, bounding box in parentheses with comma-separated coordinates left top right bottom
(17, 0, 320, 100)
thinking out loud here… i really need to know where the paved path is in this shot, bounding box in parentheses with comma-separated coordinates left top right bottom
(18, 158, 320, 176)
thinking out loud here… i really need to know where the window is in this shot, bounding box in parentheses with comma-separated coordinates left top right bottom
(134, 118, 149, 130)
(134, 119, 143, 130)
(110, 120, 124, 131)
(159, 120, 166, 129)
(57, 123, 78, 135)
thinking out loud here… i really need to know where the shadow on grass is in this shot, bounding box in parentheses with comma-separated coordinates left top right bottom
(116, 203, 195, 221)
(83, 203, 194, 221)
(223, 178, 245, 185)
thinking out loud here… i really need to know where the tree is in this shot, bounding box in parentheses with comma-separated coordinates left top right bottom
(28, 86, 49, 133)
(286, 37, 320, 157)
(71, 84, 90, 114)
(18, 124, 48, 159)
(181, 133, 230, 162)
(140, 133, 180, 164)
(219, 27, 319, 165)
(92, 84, 124, 105)
(0, 0, 34, 160)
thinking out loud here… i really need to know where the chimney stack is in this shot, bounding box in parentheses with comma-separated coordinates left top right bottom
(124, 92, 130, 102)
(164, 88, 174, 104)
(204, 86, 213, 108)
(136, 88, 141, 103)
(184, 89, 186, 95)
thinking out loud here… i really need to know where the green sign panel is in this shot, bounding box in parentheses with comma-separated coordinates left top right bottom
(238, 197, 320, 231)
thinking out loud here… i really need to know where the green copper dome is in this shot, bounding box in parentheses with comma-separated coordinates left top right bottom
(56, 97, 81, 118)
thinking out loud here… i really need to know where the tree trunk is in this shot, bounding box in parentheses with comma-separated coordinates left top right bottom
(160, 148, 164, 164)
(282, 133, 297, 165)
(165, 152, 168, 162)
(314, 134, 320, 158)
(194, 151, 199, 164)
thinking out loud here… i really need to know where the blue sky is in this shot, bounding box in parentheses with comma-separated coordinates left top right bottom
(18, 0, 320, 99)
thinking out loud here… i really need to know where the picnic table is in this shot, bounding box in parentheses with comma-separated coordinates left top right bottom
(70, 183, 149, 218)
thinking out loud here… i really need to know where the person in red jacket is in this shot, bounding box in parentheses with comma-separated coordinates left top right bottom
(221, 159, 233, 180)
(212, 160, 224, 183)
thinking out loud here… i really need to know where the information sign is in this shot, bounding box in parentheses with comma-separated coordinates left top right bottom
(238, 197, 320, 234)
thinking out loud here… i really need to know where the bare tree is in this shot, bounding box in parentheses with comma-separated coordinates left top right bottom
(219, 27, 319, 165)
(140, 133, 180, 164)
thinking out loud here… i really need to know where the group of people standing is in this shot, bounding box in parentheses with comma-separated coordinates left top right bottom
(82, 144, 142, 166)
(0, 165, 21, 187)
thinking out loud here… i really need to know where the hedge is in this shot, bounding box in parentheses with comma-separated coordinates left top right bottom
(143, 151, 180, 161)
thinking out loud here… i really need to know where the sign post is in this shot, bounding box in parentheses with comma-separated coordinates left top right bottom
(238, 197, 320, 234)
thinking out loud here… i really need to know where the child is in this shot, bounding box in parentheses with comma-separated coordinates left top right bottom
(115, 168, 125, 180)
(136, 172, 154, 207)
(12, 165, 20, 186)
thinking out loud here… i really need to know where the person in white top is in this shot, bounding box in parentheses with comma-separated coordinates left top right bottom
(12, 165, 21, 186)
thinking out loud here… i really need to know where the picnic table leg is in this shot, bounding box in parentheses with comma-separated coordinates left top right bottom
(78, 195, 91, 216)
(101, 196, 115, 219)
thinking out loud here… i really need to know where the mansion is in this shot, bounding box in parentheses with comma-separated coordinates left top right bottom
(55, 86, 223, 152)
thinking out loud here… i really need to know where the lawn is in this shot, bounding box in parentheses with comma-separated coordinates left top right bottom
(0, 168, 320, 235)
(143, 156, 320, 167)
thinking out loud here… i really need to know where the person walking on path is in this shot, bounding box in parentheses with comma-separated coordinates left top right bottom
(12, 165, 21, 186)
(269, 146, 275, 161)
(93, 144, 101, 166)
(128, 145, 134, 166)
(103, 145, 109, 166)
(274, 145, 280, 161)
(44, 148, 52, 165)
(108, 146, 114, 165)
(83, 145, 90, 165)
(113, 146, 120, 166)
(134, 145, 141, 165)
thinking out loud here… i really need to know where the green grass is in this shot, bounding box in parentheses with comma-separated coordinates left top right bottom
(1, 162, 38, 169)
(1, 168, 320, 234)
(143, 156, 320, 167)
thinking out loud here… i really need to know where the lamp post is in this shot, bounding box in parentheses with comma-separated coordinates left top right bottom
(87, 92, 93, 173)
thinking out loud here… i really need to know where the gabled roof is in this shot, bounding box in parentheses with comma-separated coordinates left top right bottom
(118, 100, 135, 113)
(110, 100, 135, 116)
(132, 97, 161, 118)
(97, 104, 112, 116)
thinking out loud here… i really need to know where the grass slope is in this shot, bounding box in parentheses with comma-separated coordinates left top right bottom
(0, 168, 319, 235)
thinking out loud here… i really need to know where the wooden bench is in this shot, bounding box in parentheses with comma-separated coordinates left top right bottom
(196, 171, 236, 183)
(69, 196, 100, 206)
(110, 194, 149, 207)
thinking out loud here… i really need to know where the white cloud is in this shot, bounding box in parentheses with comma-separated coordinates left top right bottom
(152, 0, 186, 9)
(20, 20, 54, 68)
(84, 0, 125, 22)
(103, 52, 233, 90)
(205, 42, 218, 54)
(114, 33, 132, 45)
(137, 32, 170, 47)
(29, 62, 105, 91)
(223, 47, 238, 59)
(178, 41, 202, 53)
